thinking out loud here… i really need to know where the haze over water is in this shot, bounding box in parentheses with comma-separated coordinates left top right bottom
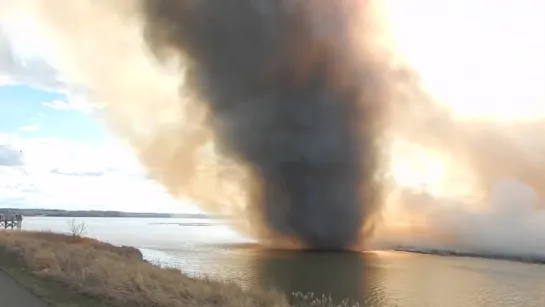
(22, 216, 545, 306)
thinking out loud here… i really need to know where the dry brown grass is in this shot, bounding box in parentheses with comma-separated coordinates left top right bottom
(0, 230, 359, 307)
(0, 230, 287, 307)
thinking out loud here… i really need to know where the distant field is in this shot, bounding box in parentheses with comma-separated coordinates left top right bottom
(0, 208, 225, 219)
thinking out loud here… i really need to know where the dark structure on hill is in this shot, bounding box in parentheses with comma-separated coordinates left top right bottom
(0, 214, 22, 230)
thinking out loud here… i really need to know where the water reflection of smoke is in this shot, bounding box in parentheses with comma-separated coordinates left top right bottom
(192, 243, 381, 304)
(250, 250, 386, 306)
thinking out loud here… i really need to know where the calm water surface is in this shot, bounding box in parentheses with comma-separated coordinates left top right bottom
(22, 216, 545, 307)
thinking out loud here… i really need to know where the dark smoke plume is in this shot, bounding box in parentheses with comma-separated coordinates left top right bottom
(140, 0, 391, 250)
(6, 0, 545, 257)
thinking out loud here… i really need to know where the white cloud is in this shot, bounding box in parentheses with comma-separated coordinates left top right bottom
(0, 26, 66, 91)
(0, 6, 68, 91)
(42, 98, 94, 113)
(0, 134, 201, 213)
(41, 90, 104, 113)
(0, 144, 23, 166)
(18, 123, 39, 132)
(0, 5, 201, 214)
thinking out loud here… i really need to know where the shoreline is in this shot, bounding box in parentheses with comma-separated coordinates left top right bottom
(394, 247, 545, 265)
(0, 208, 226, 219)
(3, 229, 543, 307)
(142, 243, 545, 274)
(0, 230, 354, 307)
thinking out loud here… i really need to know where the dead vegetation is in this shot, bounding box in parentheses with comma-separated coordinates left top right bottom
(67, 219, 88, 239)
(0, 231, 286, 307)
(0, 231, 358, 307)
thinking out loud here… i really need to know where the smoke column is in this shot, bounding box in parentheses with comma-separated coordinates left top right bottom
(138, 0, 392, 250)
(2, 0, 545, 255)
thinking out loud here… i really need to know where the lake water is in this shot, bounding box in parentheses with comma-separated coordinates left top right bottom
(20, 216, 545, 306)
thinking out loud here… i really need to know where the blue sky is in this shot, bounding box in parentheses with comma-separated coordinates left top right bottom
(0, 82, 195, 213)
(0, 85, 108, 140)
(0, 18, 199, 213)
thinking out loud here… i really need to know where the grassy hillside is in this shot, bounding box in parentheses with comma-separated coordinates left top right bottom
(0, 230, 353, 307)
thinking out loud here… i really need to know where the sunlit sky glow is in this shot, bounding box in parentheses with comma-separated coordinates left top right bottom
(383, 0, 545, 196)
(384, 0, 545, 120)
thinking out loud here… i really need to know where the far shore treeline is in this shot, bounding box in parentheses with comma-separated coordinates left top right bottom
(0, 208, 223, 219)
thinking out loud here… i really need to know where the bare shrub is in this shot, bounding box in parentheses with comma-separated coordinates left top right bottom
(67, 219, 87, 239)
